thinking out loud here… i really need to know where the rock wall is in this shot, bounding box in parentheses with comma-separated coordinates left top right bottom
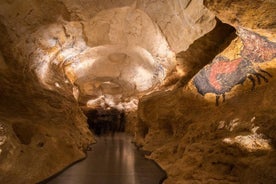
(1, 0, 275, 183)
(163, 19, 236, 88)
(0, 1, 94, 183)
(0, 0, 216, 183)
(136, 0, 276, 183)
(0, 55, 94, 183)
(138, 79, 276, 183)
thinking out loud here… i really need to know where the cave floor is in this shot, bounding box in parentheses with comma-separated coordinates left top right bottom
(45, 133, 166, 184)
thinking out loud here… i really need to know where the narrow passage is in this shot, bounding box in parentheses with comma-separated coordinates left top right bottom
(46, 133, 166, 184)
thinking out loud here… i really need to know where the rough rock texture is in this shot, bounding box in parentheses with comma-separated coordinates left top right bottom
(137, 39, 276, 183)
(0, 16, 94, 182)
(1, 0, 275, 183)
(204, 0, 276, 34)
(62, 0, 215, 109)
(0, 1, 95, 183)
(0, 69, 93, 183)
(138, 79, 276, 183)
(136, 0, 276, 183)
(0, 0, 216, 183)
(0, 0, 215, 111)
(163, 19, 236, 88)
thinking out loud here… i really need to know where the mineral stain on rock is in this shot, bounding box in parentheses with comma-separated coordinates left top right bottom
(238, 27, 276, 63)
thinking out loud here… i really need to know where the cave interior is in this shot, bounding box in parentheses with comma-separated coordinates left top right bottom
(0, 0, 275, 184)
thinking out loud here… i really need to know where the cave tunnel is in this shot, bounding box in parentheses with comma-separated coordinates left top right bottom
(0, 0, 276, 184)
(83, 107, 125, 136)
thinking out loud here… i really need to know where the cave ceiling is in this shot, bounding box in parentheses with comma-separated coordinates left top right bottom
(0, 0, 216, 110)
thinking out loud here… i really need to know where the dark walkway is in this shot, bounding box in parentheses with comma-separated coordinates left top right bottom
(46, 133, 166, 184)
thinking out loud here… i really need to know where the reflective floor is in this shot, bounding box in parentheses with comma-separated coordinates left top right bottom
(46, 133, 166, 184)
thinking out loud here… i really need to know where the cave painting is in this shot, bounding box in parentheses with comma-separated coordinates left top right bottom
(193, 28, 275, 106)
(193, 56, 272, 106)
(238, 28, 276, 63)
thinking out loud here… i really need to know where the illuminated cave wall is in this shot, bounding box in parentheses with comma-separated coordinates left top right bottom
(0, 0, 275, 184)
(136, 1, 276, 184)
(0, 0, 216, 183)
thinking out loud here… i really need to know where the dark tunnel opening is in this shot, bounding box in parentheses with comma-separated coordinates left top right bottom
(82, 108, 126, 136)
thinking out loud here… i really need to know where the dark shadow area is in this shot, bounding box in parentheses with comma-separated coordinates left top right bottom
(82, 107, 126, 136)
(171, 18, 237, 88)
(12, 123, 36, 145)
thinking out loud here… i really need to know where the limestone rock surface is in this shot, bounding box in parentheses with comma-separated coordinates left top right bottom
(0, 0, 275, 183)
(135, 1, 276, 183)
(0, 0, 216, 183)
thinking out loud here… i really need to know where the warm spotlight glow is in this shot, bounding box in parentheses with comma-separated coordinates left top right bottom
(223, 132, 272, 152)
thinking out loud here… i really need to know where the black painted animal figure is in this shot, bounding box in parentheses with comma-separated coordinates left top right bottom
(193, 56, 272, 106)
(193, 28, 275, 106)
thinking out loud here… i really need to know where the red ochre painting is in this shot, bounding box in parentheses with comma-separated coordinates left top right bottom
(193, 28, 275, 106)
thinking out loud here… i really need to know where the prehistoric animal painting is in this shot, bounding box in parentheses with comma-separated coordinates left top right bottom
(193, 28, 275, 106)
(238, 28, 276, 63)
(193, 56, 272, 106)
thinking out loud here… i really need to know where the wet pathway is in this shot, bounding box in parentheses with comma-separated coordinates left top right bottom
(46, 133, 166, 184)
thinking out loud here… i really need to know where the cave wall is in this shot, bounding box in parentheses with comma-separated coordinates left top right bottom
(136, 0, 276, 183)
(0, 0, 217, 183)
(0, 1, 94, 183)
(0, 0, 275, 183)
(163, 19, 236, 88)
(0, 54, 94, 183)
